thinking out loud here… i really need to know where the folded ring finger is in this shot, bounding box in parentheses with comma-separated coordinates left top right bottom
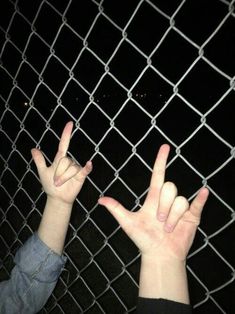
(54, 157, 77, 184)
(55, 163, 82, 186)
(164, 196, 189, 232)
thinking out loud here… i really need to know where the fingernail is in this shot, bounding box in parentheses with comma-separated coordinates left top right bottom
(54, 178, 60, 187)
(164, 224, 174, 233)
(158, 213, 166, 222)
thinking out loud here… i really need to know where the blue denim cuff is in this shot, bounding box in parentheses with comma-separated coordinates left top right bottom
(14, 233, 67, 283)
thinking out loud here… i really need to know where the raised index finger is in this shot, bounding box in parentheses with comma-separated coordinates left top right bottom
(53, 121, 73, 164)
(145, 144, 170, 205)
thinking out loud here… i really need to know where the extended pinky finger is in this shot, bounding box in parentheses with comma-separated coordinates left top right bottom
(189, 187, 209, 219)
(74, 161, 93, 183)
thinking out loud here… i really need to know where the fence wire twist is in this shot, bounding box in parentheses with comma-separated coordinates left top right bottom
(0, 0, 235, 313)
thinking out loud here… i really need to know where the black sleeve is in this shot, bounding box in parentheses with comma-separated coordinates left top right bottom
(137, 297, 193, 314)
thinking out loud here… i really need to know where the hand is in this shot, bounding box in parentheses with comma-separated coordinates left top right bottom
(98, 144, 209, 262)
(31, 121, 92, 206)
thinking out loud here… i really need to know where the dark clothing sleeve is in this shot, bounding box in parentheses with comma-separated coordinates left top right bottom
(137, 297, 192, 314)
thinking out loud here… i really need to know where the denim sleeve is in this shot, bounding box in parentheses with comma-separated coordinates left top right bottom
(0, 233, 67, 314)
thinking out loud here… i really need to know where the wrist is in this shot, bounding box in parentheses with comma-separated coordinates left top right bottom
(139, 254, 189, 303)
(46, 196, 74, 211)
(37, 196, 74, 255)
(141, 253, 186, 267)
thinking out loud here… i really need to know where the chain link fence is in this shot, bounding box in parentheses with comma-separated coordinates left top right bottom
(0, 0, 235, 313)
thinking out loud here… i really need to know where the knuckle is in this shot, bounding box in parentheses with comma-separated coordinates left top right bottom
(155, 168, 165, 177)
(163, 181, 177, 195)
(59, 156, 69, 165)
(111, 199, 121, 211)
(175, 196, 189, 210)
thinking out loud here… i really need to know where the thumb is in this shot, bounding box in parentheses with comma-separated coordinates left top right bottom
(31, 148, 47, 176)
(98, 197, 132, 231)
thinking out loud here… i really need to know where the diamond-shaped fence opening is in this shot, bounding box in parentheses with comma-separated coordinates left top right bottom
(0, 0, 235, 313)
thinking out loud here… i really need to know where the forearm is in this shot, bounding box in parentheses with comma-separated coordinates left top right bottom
(38, 197, 73, 255)
(139, 255, 189, 304)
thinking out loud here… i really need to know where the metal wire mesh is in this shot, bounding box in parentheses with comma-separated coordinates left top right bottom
(0, 0, 235, 313)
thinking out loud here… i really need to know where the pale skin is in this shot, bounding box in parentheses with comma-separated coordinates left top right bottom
(98, 144, 209, 304)
(31, 121, 92, 255)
